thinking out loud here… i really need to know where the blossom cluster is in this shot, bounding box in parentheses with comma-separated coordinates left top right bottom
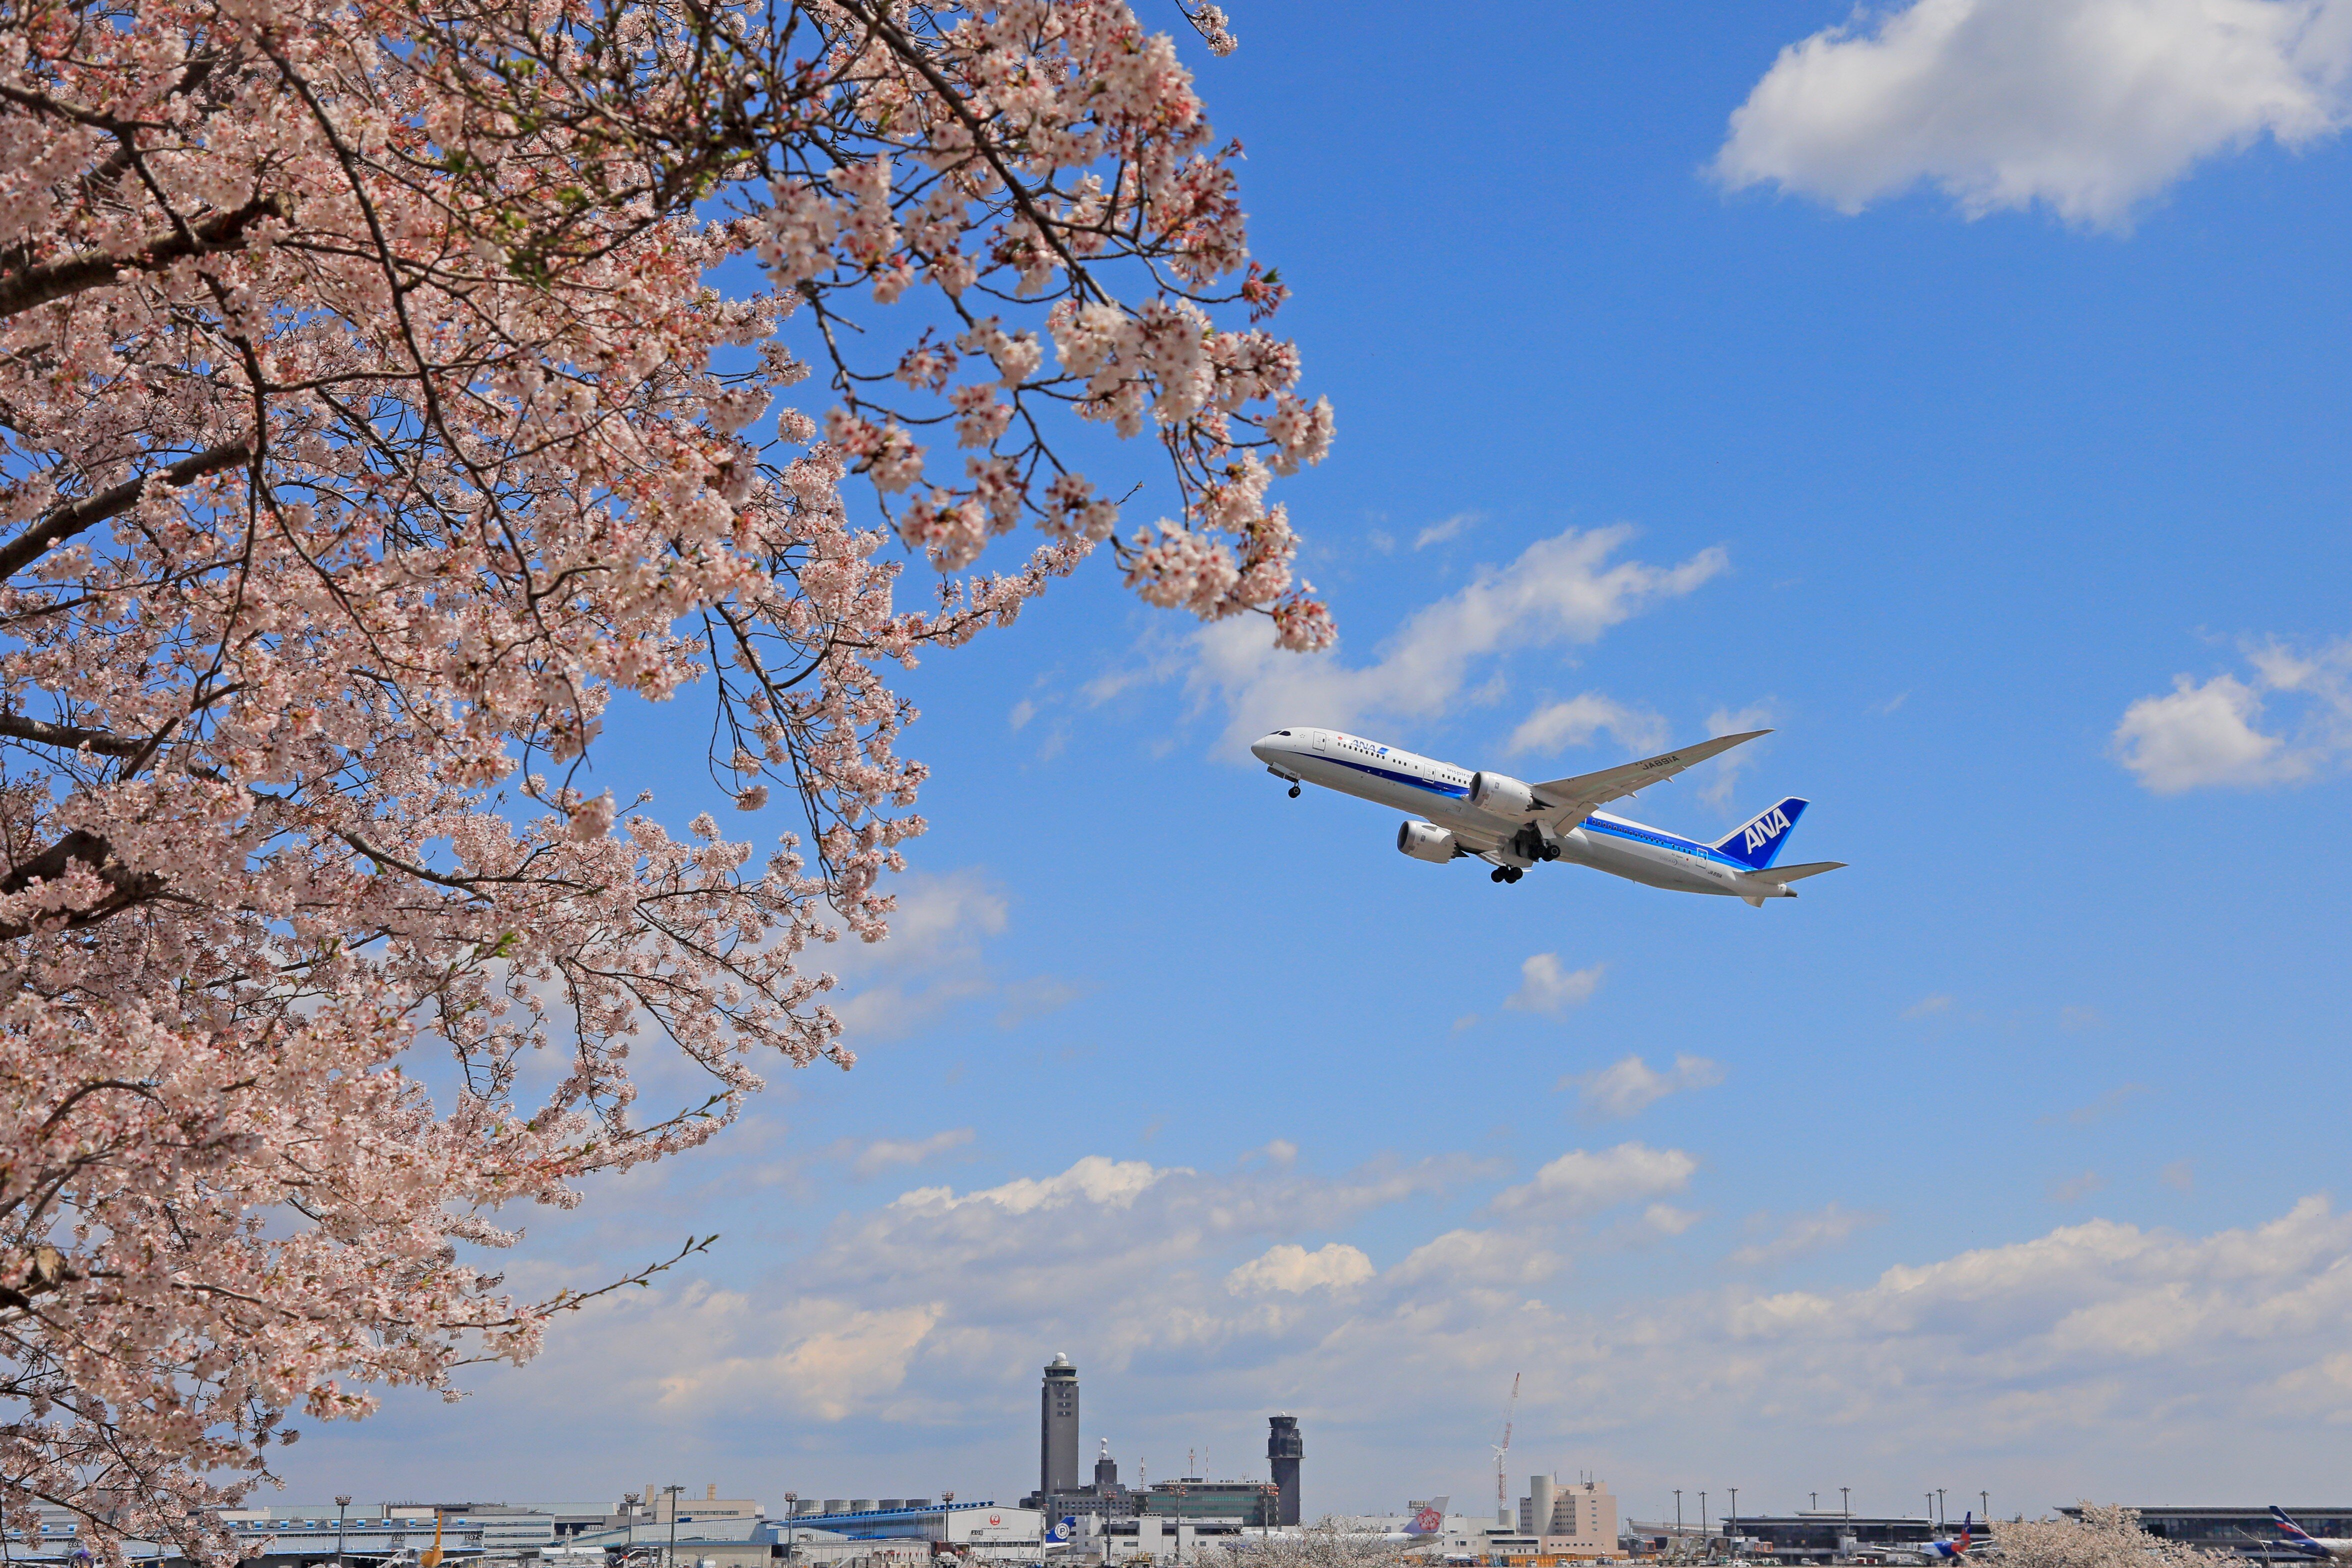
(0, 0, 1325, 1554)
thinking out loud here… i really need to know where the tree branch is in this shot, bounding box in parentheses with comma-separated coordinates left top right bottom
(0, 194, 288, 321)
(0, 438, 253, 584)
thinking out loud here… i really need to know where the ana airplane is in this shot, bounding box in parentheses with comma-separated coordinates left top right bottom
(2270, 1509, 2352, 1559)
(1250, 726, 1844, 905)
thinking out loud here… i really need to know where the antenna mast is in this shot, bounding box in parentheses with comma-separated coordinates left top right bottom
(1492, 1372, 1521, 1528)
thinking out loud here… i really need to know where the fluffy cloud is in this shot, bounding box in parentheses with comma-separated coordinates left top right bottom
(2114, 638, 2352, 791)
(1187, 525, 1724, 754)
(1697, 702, 1777, 808)
(1226, 1242, 1376, 1294)
(894, 1155, 1172, 1215)
(306, 1115, 2352, 1508)
(828, 870, 1077, 1042)
(1491, 1142, 1700, 1214)
(1505, 694, 1668, 758)
(1716, 0, 2352, 227)
(1730, 1202, 1886, 1268)
(1413, 512, 1477, 550)
(1506, 954, 1606, 1015)
(852, 1128, 976, 1177)
(1570, 1052, 1726, 1120)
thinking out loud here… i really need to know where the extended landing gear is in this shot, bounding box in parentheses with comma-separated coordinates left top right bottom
(1490, 866, 1524, 884)
(1288, 784, 1301, 798)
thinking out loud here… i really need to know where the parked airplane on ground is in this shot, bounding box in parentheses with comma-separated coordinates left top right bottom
(1250, 726, 1844, 905)
(2271, 1509, 2352, 1559)
(1922, 1514, 1974, 1561)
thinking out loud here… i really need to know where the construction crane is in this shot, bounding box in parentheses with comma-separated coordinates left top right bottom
(1492, 1372, 1521, 1528)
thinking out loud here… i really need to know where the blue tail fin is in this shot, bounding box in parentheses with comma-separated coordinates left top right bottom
(1712, 796, 1808, 868)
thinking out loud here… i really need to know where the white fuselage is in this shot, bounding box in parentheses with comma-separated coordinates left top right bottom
(1250, 726, 1792, 899)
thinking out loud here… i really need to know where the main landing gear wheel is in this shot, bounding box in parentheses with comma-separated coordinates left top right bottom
(1505, 867, 1524, 884)
(1490, 867, 1506, 883)
(1288, 784, 1300, 798)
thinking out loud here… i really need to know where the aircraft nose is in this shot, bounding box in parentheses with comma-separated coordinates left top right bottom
(1249, 733, 1282, 763)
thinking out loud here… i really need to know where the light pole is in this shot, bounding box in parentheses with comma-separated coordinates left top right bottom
(1840, 1491, 1850, 1520)
(940, 1492, 954, 1566)
(1925, 1497, 1934, 1536)
(1700, 1495, 1707, 1558)
(1730, 1490, 1738, 1564)
(664, 1484, 685, 1568)
(1937, 1492, 1946, 1530)
(783, 1494, 796, 1565)
(336, 1497, 352, 1568)
(1980, 1495, 1988, 1526)
(1676, 1492, 1683, 1546)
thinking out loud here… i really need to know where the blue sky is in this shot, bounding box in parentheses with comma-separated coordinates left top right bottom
(284, 0, 2352, 1528)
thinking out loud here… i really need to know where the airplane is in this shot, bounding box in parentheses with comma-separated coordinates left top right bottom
(1374, 1498, 1453, 1543)
(1874, 1515, 1972, 1566)
(1248, 726, 1844, 906)
(1922, 1514, 1974, 1561)
(2270, 1509, 2352, 1559)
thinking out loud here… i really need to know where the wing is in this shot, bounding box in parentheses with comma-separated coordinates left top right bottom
(1532, 730, 1770, 826)
(1748, 860, 1846, 884)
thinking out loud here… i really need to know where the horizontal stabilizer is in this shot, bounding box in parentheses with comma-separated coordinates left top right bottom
(1532, 730, 1770, 825)
(1748, 860, 1846, 884)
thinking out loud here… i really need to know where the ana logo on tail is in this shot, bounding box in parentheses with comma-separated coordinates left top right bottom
(1743, 808, 1792, 854)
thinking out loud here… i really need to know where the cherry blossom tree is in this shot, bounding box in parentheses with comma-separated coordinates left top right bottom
(1998, 1505, 2224, 1568)
(0, 0, 1328, 1554)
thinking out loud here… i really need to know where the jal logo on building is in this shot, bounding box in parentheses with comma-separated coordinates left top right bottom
(988, 1516, 1002, 1527)
(1743, 808, 1791, 852)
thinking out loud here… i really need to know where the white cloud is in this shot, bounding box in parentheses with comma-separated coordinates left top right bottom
(1697, 702, 1776, 808)
(828, 870, 1078, 1042)
(1715, 0, 2352, 228)
(1226, 1242, 1376, 1294)
(1412, 512, 1478, 550)
(1730, 1202, 1886, 1267)
(1505, 954, 1605, 1016)
(1504, 694, 1670, 758)
(1008, 698, 1038, 731)
(894, 1154, 1174, 1215)
(1643, 1202, 1704, 1236)
(1904, 992, 1956, 1018)
(852, 1128, 975, 1177)
(2115, 672, 2301, 790)
(1570, 1052, 1726, 1120)
(1188, 525, 1726, 754)
(1386, 1228, 1566, 1287)
(2048, 1170, 2110, 1204)
(1492, 1141, 1699, 1214)
(2112, 636, 2352, 793)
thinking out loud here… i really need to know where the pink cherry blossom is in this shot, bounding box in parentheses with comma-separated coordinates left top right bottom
(0, 0, 1332, 1555)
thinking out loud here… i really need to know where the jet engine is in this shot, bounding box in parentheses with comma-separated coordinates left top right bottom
(1396, 820, 1458, 864)
(1468, 770, 1536, 816)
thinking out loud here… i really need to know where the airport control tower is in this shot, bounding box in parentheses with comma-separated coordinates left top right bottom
(1268, 1414, 1302, 1525)
(1040, 1353, 1080, 1498)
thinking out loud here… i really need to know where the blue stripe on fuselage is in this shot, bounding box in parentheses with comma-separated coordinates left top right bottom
(1322, 755, 1470, 798)
(1582, 814, 1746, 866)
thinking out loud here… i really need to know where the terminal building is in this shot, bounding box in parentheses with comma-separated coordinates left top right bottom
(1018, 1354, 1294, 1533)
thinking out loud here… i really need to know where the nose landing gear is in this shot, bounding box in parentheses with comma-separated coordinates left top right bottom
(1288, 784, 1300, 798)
